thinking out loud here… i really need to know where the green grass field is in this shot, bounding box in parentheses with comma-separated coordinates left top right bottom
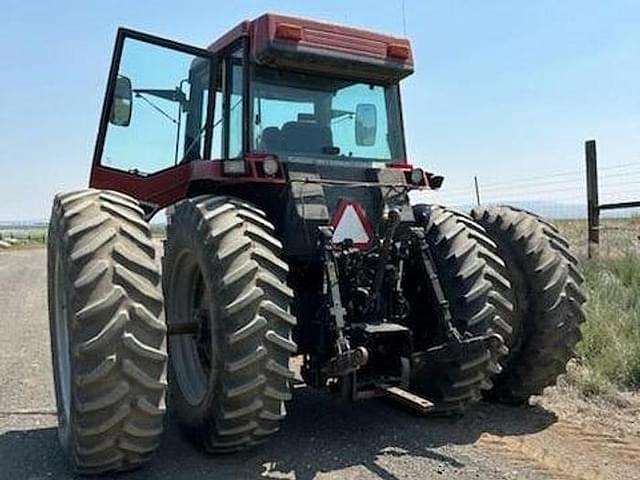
(0, 229, 47, 249)
(570, 252, 640, 395)
(556, 219, 640, 396)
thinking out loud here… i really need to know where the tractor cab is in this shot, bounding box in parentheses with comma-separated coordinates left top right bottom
(90, 14, 424, 223)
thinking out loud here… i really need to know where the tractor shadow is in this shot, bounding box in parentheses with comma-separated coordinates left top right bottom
(0, 385, 557, 480)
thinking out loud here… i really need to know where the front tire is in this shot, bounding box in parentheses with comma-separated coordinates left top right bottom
(163, 196, 296, 452)
(48, 189, 167, 474)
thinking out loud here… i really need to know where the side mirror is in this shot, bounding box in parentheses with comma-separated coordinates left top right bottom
(110, 75, 133, 127)
(355, 103, 377, 146)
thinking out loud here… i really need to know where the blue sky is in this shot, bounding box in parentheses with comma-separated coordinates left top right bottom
(0, 0, 638, 220)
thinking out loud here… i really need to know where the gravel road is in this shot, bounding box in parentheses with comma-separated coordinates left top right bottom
(1, 248, 639, 480)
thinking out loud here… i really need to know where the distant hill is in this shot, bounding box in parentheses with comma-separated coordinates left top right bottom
(478, 201, 587, 219)
(484, 201, 639, 219)
(418, 199, 639, 220)
(0, 220, 48, 230)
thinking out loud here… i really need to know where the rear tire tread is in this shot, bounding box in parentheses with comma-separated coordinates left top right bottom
(164, 196, 295, 453)
(411, 205, 511, 413)
(471, 205, 586, 403)
(48, 189, 166, 474)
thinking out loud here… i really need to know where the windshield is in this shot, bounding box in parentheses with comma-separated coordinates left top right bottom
(251, 67, 405, 162)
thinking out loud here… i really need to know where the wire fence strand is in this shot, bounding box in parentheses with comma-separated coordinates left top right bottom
(421, 159, 640, 258)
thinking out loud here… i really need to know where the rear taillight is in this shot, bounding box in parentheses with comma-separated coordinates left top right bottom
(387, 43, 410, 60)
(276, 23, 303, 41)
(409, 168, 425, 186)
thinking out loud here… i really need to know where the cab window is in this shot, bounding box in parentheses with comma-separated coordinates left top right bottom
(99, 35, 213, 175)
(225, 47, 245, 159)
(251, 66, 404, 161)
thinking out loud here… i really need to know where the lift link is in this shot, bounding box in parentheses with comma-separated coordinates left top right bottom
(408, 227, 504, 371)
(319, 226, 369, 377)
(409, 226, 457, 341)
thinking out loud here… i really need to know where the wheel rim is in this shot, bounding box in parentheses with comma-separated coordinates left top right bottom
(53, 253, 72, 427)
(170, 251, 215, 406)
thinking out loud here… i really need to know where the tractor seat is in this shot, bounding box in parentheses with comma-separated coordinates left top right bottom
(259, 127, 282, 152)
(281, 121, 333, 154)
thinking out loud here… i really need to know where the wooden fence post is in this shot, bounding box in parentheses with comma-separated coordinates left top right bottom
(585, 139, 599, 258)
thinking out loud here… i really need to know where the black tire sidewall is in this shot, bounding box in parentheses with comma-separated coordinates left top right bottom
(47, 202, 77, 460)
(471, 206, 586, 401)
(164, 214, 225, 435)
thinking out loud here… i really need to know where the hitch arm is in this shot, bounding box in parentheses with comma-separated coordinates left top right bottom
(317, 226, 370, 382)
(409, 227, 460, 342)
(319, 226, 348, 353)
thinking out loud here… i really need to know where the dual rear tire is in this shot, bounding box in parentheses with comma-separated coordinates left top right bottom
(163, 196, 296, 452)
(48, 191, 296, 474)
(48, 190, 167, 474)
(411, 204, 586, 408)
(471, 206, 587, 403)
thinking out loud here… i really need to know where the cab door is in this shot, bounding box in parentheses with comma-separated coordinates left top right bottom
(90, 28, 217, 212)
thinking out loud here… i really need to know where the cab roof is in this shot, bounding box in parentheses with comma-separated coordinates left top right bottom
(207, 13, 414, 82)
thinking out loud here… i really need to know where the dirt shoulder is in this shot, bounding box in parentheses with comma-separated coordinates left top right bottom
(472, 382, 640, 480)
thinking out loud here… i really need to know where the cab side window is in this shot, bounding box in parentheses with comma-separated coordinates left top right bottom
(210, 46, 244, 159)
(100, 36, 213, 175)
(224, 47, 245, 159)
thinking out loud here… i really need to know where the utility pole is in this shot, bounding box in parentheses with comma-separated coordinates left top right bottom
(474, 176, 481, 207)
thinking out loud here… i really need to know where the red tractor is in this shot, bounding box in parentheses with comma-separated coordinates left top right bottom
(48, 13, 586, 474)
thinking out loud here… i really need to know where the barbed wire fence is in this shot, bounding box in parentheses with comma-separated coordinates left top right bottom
(420, 141, 640, 259)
